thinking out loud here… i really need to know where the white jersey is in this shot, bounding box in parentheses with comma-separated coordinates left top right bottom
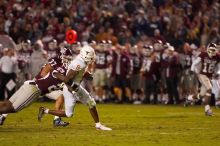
(67, 55, 88, 85)
(63, 55, 95, 118)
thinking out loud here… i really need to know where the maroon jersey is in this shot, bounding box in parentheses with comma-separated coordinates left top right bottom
(35, 68, 66, 95)
(35, 57, 62, 80)
(199, 52, 220, 77)
(95, 50, 111, 69)
(130, 53, 142, 74)
(111, 51, 131, 78)
(143, 57, 158, 80)
(34, 59, 67, 94)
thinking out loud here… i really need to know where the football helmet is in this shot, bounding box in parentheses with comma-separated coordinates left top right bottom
(106, 40, 112, 49)
(98, 40, 107, 51)
(57, 47, 73, 68)
(207, 43, 218, 57)
(143, 44, 154, 56)
(163, 42, 170, 49)
(22, 40, 31, 51)
(89, 40, 97, 49)
(153, 40, 163, 51)
(71, 41, 81, 51)
(48, 39, 57, 50)
(80, 45, 96, 64)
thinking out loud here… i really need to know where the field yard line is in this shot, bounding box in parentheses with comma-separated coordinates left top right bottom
(166, 112, 220, 116)
(159, 132, 190, 135)
(189, 128, 209, 130)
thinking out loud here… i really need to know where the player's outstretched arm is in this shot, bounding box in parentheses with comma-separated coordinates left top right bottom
(40, 64, 53, 77)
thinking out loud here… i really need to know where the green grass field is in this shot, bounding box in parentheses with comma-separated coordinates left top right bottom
(0, 102, 220, 146)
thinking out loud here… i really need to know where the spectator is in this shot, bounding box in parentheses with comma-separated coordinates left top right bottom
(29, 40, 47, 78)
(0, 48, 17, 100)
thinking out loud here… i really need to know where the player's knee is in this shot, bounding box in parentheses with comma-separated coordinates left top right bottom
(87, 98, 96, 108)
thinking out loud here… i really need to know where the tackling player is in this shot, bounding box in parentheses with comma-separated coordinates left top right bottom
(38, 45, 112, 131)
(0, 46, 73, 125)
(190, 43, 220, 116)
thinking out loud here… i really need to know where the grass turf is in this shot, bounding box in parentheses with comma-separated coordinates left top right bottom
(0, 102, 220, 146)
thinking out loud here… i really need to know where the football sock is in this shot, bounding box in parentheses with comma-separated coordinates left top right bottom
(95, 122, 101, 127)
(44, 108, 49, 114)
(2, 114, 8, 117)
(205, 105, 210, 112)
(54, 116, 60, 120)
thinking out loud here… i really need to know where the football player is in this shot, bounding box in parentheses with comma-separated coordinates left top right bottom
(0, 47, 73, 126)
(93, 40, 112, 102)
(190, 43, 220, 116)
(36, 47, 72, 126)
(129, 45, 143, 104)
(179, 43, 198, 106)
(38, 45, 112, 131)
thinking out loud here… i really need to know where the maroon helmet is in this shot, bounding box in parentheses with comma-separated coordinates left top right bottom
(57, 47, 73, 67)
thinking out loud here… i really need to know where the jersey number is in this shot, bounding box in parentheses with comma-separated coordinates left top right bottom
(48, 83, 64, 92)
(48, 59, 57, 66)
(96, 55, 105, 65)
(202, 62, 215, 73)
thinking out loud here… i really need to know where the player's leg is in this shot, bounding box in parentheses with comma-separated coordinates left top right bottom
(0, 100, 15, 113)
(113, 75, 123, 103)
(77, 85, 112, 130)
(197, 74, 213, 115)
(0, 83, 41, 125)
(38, 85, 76, 121)
(0, 114, 8, 125)
(45, 90, 69, 127)
(93, 69, 101, 101)
(99, 69, 108, 101)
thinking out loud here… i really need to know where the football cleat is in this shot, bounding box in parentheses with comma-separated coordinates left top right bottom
(0, 115, 6, 125)
(184, 99, 193, 107)
(205, 109, 213, 116)
(38, 107, 46, 121)
(95, 123, 112, 131)
(53, 118, 70, 127)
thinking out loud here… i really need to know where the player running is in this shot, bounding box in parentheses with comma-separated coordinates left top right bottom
(38, 45, 112, 131)
(0, 46, 72, 126)
(189, 43, 220, 116)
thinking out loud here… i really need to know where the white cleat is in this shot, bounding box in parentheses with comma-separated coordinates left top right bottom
(95, 123, 112, 131)
(205, 109, 213, 116)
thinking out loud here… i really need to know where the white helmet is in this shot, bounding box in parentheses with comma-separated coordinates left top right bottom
(80, 45, 96, 64)
(207, 43, 218, 57)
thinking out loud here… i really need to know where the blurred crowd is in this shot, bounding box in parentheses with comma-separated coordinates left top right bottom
(0, 0, 220, 104)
